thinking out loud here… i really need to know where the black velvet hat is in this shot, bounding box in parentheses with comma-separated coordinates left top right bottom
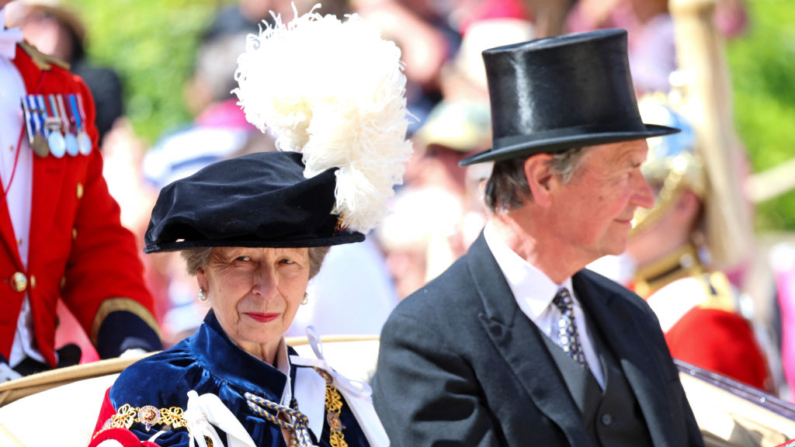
(144, 151, 364, 253)
(460, 29, 679, 166)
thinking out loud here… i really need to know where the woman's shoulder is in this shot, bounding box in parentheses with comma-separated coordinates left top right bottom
(110, 339, 199, 408)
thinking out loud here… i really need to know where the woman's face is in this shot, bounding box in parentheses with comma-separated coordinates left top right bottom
(197, 247, 310, 362)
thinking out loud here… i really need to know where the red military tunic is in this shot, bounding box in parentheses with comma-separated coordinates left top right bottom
(0, 42, 161, 368)
(637, 252, 772, 391)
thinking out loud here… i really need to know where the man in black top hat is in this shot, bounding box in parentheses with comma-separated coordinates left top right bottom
(373, 30, 704, 446)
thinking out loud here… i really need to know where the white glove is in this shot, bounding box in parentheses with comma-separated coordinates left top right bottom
(0, 362, 22, 382)
(119, 348, 148, 359)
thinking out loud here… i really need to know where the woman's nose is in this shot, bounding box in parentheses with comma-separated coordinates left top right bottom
(251, 272, 279, 300)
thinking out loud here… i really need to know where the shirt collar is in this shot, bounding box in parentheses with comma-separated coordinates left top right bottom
(483, 221, 573, 322)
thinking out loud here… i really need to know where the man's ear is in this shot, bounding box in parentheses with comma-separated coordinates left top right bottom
(524, 154, 554, 207)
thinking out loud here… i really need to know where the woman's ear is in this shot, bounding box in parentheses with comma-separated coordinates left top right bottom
(196, 267, 208, 292)
(524, 154, 554, 208)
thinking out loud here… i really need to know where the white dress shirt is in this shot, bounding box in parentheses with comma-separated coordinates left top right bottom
(0, 8, 45, 366)
(483, 222, 605, 389)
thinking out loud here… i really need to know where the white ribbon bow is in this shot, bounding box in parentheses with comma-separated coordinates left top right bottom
(290, 326, 390, 447)
(0, 9, 23, 59)
(289, 326, 372, 399)
(184, 390, 257, 447)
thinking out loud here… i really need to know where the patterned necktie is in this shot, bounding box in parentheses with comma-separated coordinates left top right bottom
(551, 288, 587, 366)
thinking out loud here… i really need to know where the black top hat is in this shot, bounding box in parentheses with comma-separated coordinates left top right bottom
(144, 151, 364, 253)
(460, 29, 678, 166)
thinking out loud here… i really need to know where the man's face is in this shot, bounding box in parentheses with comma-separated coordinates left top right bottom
(546, 139, 654, 261)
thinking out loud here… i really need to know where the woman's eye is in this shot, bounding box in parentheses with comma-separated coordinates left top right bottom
(280, 259, 295, 265)
(235, 256, 251, 262)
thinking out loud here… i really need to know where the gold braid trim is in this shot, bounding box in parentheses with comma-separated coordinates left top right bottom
(91, 298, 163, 346)
(313, 368, 348, 447)
(95, 404, 186, 438)
(19, 40, 70, 70)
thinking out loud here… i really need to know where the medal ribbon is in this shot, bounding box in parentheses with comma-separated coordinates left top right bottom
(35, 95, 51, 137)
(48, 95, 61, 131)
(2, 73, 48, 203)
(56, 94, 70, 134)
(76, 93, 87, 126)
(68, 94, 83, 130)
(25, 96, 43, 138)
(20, 98, 34, 143)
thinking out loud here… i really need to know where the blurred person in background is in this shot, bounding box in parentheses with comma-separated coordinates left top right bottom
(0, 0, 161, 380)
(204, 0, 349, 42)
(624, 97, 772, 391)
(6, 0, 123, 146)
(566, 0, 748, 94)
(355, 0, 459, 133)
(378, 18, 532, 297)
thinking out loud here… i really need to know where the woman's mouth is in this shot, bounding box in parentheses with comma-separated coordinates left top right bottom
(244, 312, 280, 323)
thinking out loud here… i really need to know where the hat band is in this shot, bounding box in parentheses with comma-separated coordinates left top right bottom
(493, 118, 647, 150)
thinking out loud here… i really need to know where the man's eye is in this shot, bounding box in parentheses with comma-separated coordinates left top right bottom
(235, 256, 251, 262)
(280, 259, 295, 265)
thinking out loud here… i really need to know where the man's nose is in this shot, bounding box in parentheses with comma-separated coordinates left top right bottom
(633, 173, 655, 209)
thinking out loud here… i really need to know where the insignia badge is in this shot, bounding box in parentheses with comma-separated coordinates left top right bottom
(326, 412, 344, 431)
(137, 405, 161, 431)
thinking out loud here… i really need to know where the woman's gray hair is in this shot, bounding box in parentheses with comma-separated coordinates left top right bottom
(484, 146, 591, 213)
(181, 246, 331, 279)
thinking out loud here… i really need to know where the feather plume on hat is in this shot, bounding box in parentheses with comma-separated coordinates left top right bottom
(233, 5, 413, 233)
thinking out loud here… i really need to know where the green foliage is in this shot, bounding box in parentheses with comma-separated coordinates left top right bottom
(727, 0, 795, 230)
(68, 0, 233, 143)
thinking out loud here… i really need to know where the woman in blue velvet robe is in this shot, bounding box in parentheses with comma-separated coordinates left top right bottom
(89, 150, 391, 447)
(87, 7, 411, 445)
(89, 151, 395, 447)
(94, 309, 375, 447)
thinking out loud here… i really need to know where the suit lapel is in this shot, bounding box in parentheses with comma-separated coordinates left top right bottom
(467, 234, 592, 446)
(573, 271, 674, 446)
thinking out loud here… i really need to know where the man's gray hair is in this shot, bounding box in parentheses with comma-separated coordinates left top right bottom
(484, 146, 591, 213)
(181, 246, 330, 279)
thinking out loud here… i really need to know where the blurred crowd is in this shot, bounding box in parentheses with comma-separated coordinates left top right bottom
(9, 0, 795, 403)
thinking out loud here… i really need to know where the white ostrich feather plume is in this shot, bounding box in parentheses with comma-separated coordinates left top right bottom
(233, 5, 413, 233)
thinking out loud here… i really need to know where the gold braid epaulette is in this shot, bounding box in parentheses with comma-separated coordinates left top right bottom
(95, 404, 187, 438)
(19, 40, 70, 70)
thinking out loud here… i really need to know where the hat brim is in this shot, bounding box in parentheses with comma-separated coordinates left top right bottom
(459, 124, 678, 166)
(144, 232, 365, 254)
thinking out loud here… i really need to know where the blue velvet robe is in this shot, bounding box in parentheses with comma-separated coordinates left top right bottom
(109, 311, 370, 446)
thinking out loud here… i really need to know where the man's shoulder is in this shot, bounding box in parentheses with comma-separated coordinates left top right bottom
(393, 254, 478, 317)
(578, 268, 655, 317)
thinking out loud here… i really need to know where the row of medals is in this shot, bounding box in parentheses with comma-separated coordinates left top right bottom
(21, 93, 92, 158)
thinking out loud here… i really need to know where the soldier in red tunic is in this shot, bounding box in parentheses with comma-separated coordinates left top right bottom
(0, 0, 161, 379)
(625, 97, 771, 391)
